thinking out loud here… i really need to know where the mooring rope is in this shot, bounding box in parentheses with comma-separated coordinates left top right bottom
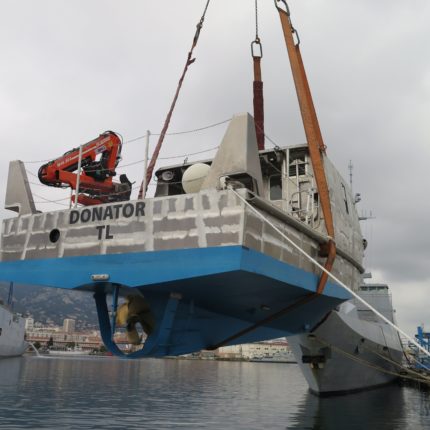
(317, 337, 430, 385)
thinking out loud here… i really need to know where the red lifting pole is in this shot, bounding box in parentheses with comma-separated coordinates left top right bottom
(252, 0, 265, 150)
(138, 1, 211, 199)
(275, 0, 336, 294)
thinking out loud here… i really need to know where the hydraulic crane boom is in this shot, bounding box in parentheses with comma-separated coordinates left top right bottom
(38, 131, 132, 206)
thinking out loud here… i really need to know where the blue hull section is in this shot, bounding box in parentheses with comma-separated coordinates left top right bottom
(0, 246, 351, 357)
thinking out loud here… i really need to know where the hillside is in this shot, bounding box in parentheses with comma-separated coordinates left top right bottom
(0, 282, 98, 329)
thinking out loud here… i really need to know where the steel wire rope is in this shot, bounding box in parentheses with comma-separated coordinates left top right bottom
(154, 173, 208, 188)
(31, 183, 157, 206)
(26, 133, 305, 201)
(254, 0, 259, 41)
(139, 0, 212, 198)
(24, 120, 279, 176)
(22, 117, 230, 164)
(124, 118, 231, 144)
(31, 193, 70, 206)
(231, 188, 430, 360)
(25, 170, 39, 178)
(28, 181, 51, 187)
(29, 139, 320, 211)
(24, 142, 219, 181)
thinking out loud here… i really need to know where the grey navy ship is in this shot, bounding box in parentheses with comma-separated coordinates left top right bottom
(289, 278, 403, 395)
(0, 287, 27, 358)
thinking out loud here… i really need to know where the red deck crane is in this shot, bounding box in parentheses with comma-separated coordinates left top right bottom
(38, 131, 132, 206)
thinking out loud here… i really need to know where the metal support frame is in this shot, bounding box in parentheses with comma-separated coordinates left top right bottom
(415, 326, 430, 369)
(141, 130, 150, 199)
(111, 285, 119, 339)
(207, 293, 317, 350)
(7, 282, 14, 310)
(94, 290, 180, 358)
(74, 144, 83, 208)
(140, 293, 181, 356)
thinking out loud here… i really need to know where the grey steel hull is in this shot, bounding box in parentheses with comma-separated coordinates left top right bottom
(289, 307, 404, 395)
(0, 305, 27, 358)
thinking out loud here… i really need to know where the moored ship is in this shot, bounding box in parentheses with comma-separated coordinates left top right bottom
(289, 280, 404, 395)
(47, 347, 90, 357)
(0, 297, 27, 358)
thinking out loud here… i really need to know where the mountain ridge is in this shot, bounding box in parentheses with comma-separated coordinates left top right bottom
(0, 282, 98, 329)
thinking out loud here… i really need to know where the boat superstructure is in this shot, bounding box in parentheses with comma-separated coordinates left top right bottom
(0, 113, 364, 357)
(0, 3, 366, 358)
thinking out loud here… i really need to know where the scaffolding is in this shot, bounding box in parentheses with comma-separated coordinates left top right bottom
(410, 326, 430, 370)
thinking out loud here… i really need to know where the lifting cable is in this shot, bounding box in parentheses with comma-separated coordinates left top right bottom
(275, 0, 335, 294)
(252, 0, 265, 150)
(138, 0, 211, 199)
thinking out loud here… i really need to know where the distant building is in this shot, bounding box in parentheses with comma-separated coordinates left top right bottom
(25, 317, 34, 331)
(25, 325, 103, 351)
(216, 339, 291, 360)
(63, 318, 76, 334)
(241, 340, 290, 359)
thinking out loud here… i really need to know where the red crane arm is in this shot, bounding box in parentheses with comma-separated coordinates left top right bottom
(38, 131, 131, 206)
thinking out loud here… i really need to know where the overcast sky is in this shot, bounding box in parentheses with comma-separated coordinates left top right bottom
(0, 0, 429, 336)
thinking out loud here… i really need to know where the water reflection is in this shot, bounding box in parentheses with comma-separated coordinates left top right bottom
(0, 356, 24, 387)
(1, 357, 306, 429)
(0, 357, 429, 429)
(289, 384, 430, 430)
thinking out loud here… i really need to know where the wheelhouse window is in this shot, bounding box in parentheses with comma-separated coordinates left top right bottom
(269, 174, 282, 200)
(289, 154, 307, 176)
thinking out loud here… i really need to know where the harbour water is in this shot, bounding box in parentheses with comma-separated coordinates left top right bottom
(0, 356, 429, 429)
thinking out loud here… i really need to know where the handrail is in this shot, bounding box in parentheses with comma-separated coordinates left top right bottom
(243, 190, 365, 274)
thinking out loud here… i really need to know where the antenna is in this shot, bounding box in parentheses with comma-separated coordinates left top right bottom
(348, 160, 362, 205)
(359, 210, 375, 221)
